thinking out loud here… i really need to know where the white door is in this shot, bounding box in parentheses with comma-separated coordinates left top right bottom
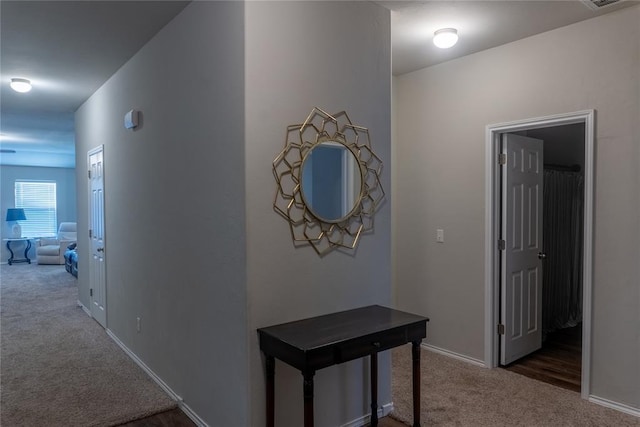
(88, 146, 106, 328)
(500, 134, 544, 365)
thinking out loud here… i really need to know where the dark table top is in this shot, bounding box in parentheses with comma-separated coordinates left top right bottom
(258, 305, 428, 351)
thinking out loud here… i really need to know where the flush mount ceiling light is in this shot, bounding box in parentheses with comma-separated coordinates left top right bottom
(433, 28, 458, 49)
(10, 78, 32, 93)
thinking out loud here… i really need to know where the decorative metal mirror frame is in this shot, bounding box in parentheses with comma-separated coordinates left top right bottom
(273, 107, 385, 256)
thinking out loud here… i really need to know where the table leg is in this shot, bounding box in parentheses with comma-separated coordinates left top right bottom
(412, 341, 421, 427)
(24, 239, 32, 264)
(303, 370, 315, 427)
(265, 356, 275, 427)
(370, 352, 378, 426)
(6, 241, 14, 265)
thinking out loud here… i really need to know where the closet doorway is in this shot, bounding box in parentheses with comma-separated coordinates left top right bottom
(484, 111, 594, 399)
(503, 124, 585, 393)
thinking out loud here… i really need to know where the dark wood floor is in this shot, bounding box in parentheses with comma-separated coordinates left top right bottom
(117, 407, 407, 427)
(376, 416, 408, 426)
(117, 408, 195, 427)
(503, 324, 582, 393)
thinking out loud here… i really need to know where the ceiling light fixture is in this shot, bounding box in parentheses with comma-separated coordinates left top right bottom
(10, 78, 32, 93)
(433, 28, 458, 49)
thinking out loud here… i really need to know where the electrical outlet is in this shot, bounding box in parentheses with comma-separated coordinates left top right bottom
(436, 229, 444, 243)
(136, 317, 141, 333)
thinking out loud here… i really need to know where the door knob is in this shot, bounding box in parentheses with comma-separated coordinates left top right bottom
(97, 247, 104, 252)
(538, 252, 546, 259)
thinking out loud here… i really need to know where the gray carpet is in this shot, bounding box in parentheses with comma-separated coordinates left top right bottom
(390, 345, 640, 426)
(0, 263, 177, 426)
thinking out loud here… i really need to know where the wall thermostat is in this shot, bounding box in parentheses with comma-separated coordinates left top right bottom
(124, 109, 139, 129)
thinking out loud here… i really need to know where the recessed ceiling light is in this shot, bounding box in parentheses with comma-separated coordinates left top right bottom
(10, 78, 32, 93)
(433, 28, 458, 49)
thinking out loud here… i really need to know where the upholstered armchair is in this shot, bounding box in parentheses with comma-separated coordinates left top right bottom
(36, 222, 77, 265)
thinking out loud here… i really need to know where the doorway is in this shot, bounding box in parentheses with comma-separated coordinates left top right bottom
(503, 124, 585, 392)
(484, 111, 594, 399)
(88, 145, 106, 328)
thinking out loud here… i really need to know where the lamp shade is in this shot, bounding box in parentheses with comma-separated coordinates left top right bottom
(6, 208, 26, 221)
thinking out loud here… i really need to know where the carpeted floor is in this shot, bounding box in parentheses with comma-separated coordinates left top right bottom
(389, 345, 640, 427)
(0, 263, 176, 427)
(4, 263, 638, 427)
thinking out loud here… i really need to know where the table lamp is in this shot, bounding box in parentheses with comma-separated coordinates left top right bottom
(6, 208, 26, 238)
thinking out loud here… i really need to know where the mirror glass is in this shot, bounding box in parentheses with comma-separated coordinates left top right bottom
(301, 141, 362, 222)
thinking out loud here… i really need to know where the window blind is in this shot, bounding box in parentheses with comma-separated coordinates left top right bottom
(14, 181, 57, 237)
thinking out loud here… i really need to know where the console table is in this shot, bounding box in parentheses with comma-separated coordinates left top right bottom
(3, 238, 33, 265)
(258, 305, 428, 427)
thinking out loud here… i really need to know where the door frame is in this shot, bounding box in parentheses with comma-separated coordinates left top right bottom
(484, 110, 594, 399)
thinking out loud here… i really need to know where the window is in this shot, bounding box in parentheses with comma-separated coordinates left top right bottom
(14, 181, 57, 237)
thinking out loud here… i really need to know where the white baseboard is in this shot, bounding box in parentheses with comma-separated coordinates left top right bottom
(589, 395, 640, 418)
(77, 300, 92, 317)
(103, 327, 399, 427)
(178, 402, 209, 427)
(422, 345, 640, 419)
(341, 403, 394, 427)
(106, 329, 182, 402)
(422, 343, 486, 367)
(105, 329, 210, 427)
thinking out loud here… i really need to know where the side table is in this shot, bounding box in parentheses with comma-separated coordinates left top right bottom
(3, 238, 33, 265)
(258, 305, 429, 427)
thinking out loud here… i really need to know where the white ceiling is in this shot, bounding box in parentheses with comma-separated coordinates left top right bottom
(1, 0, 637, 168)
(382, 0, 638, 75)
(0, 1, 190, 168)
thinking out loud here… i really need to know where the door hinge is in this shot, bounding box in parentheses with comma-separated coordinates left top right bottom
(89, 229, 93, 238)
(498, 239, 506, 250)
(90, 288, 93, 297)
(88, 170, 91, 179)
(499, 153, 507, 165)
(498, 324, 505, 335)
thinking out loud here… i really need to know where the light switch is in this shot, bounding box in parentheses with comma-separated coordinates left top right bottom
(436, 229, 444, 243)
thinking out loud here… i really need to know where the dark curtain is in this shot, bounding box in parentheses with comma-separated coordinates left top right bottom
(542, 169, 584, 338)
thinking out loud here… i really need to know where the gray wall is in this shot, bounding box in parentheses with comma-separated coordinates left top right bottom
(394, 6, 639, 409)
(245, 2, 391, 426)
(75, 2, 248, 425)
(1, 165, 76, 262)
(75, 1, 392, 426)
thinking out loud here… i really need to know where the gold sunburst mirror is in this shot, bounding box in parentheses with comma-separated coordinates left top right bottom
(273, 107, 385, 256)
